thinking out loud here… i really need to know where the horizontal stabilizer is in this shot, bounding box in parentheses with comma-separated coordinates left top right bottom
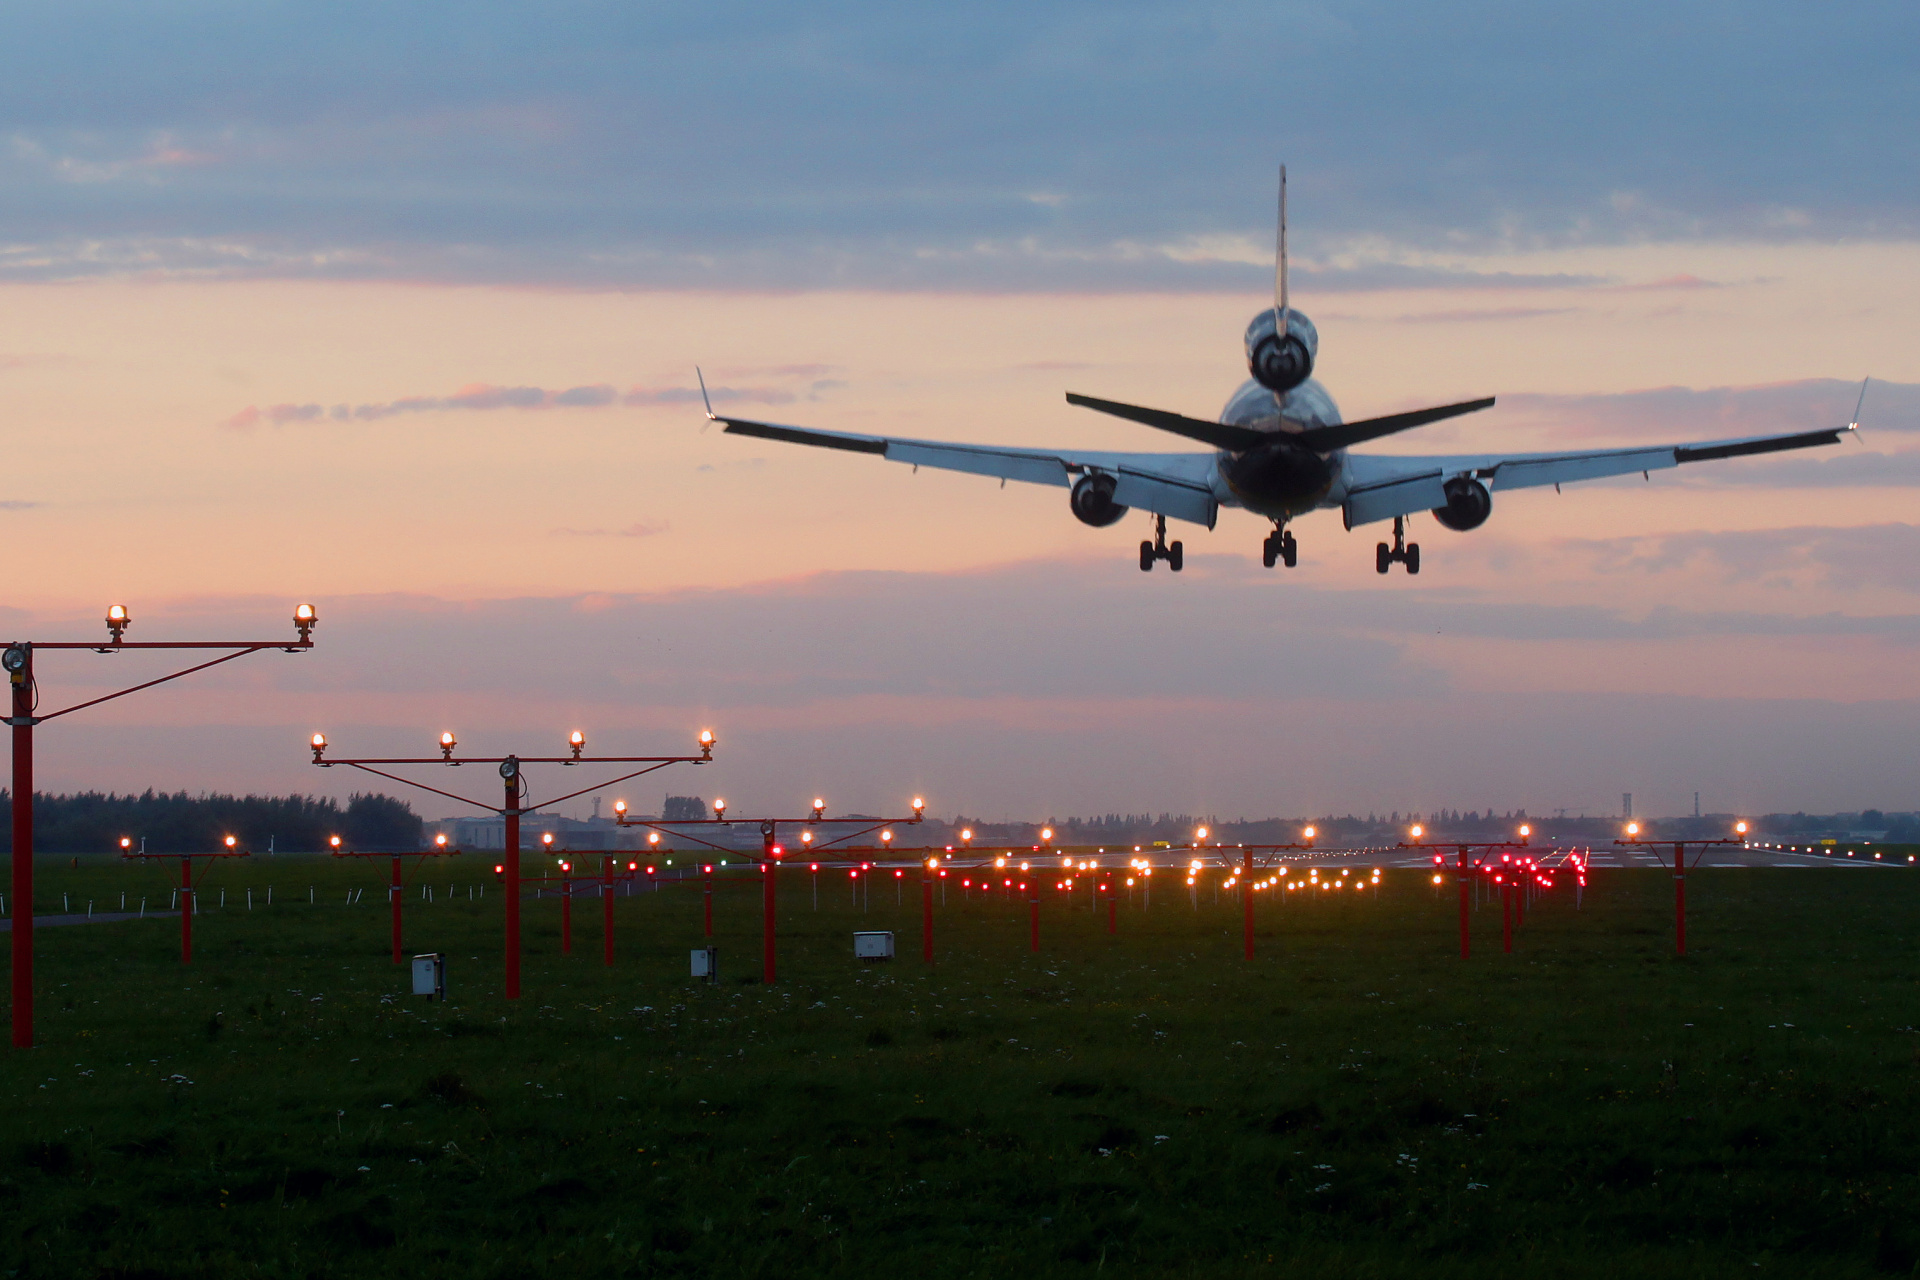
(1065, 393, 1266, 452)
(1295, 397, 1496, 452)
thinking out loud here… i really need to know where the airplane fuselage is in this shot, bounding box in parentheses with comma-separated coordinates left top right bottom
(1214, 376, 1344, 520)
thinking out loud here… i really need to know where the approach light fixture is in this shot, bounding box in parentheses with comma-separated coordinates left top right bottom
(614, 800, 627, 816)
(1410, 824, 1424, 841)
(293, 603, 317, 641)
(648, 831, 660, 846)
(1519, 824, 1531, 840)
(541, 833, 554, 848)
(1196, 826, 1210, 842)
(1626, 821, 1640, 837)
(105, 604, 130, 642)
(813, 797, 826, 818)
(1303, 826, 1317, 842)
(1040, 827, 1054, 843)
(310, 732, 327, 762)
(434, 834, 448, 848)
(2, 645, 26, 675)
(960, 828, 973, 844)
(699, 729, 715, 758)
(499, 756, 519, 781)
(119, 837, 131, 850)
(801, 830, 814, 845)
(440, 731, 457, 759)
(912, 797, 925, 816)
(329, 835, 341, 849)
(224, 835, 237, 849)
(568, 730, 585, 760)
(713, 798, 727, 818)
(1735, 821, 1749, 835)
(881, 830, 894, 845)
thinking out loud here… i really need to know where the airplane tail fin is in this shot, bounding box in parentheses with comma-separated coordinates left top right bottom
(1273, 165, 1287, 371)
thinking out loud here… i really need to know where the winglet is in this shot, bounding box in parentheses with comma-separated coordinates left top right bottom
(1849, 376, 1870, 434)
(695, 367, 716, 420)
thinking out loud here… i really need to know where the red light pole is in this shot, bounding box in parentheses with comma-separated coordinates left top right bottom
(330, 833, 461, 963)
(1403, 829, 1529, 959)
(922, 862, 936, 963)
(1616, 822, 1747, 957)
(313, 728, 712, 999)
(122, 837, 252, 964)
(1221, 827, 1321, 960)
(7, 602, 316, 1049)
(618, 796, 925, 984)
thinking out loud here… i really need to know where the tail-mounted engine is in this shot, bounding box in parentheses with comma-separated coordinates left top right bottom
(1244, 308, 1319, 395)
(1070, 473, 1129, 527)
(1431, 476, 1492, 531)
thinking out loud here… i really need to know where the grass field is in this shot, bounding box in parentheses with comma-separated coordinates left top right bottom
(5, 855, 1920, 1278)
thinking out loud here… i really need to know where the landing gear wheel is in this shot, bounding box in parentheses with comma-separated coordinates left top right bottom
(1262, 536, 1279, 569)
(1406, 543, 1420, 575)
(1168, 541, 1183, 572)
(1376, 543, 1391, 574)
(1140, 541, 1155, 572)
(1281, 530, 1298, 568)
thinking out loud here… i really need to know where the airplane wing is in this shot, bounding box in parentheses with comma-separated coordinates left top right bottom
(714, 414, 1224, 528)
(1338, 424, 1855, 529)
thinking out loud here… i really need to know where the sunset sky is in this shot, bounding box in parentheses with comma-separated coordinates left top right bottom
(3, 2, 1917, 822)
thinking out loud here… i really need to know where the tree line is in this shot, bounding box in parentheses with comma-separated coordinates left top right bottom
(0, 790, 424, 853)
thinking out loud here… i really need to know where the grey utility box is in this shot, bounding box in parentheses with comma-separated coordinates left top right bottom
(411, 953, 446, 1001)
(853, 931, 895, 961)
(691, 946, 718, 981)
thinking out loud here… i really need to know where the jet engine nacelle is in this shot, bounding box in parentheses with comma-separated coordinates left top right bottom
(1431, 476, 1492, 531)
(1070, 473, 1130, 527)
(1244, 308, 1319, 395)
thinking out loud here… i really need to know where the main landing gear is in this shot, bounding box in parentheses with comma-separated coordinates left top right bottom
(1261, 523, 1298, 569)
(1140, 514, 1183, 572)
(1376, 515, 1420, 575)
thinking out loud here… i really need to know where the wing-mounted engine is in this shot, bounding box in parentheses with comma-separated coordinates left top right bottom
(1070, 473, 1130, 527)
(1244, 308, 1318, 395)
(1431, 476, 1492, 531)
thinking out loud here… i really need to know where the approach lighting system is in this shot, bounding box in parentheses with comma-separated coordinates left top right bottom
(223, 835, 237, 849)
(498, 756, 519, 781)
(1041, 827, 1054, 843)
(542, 833, 554, 848)
(119, 837, 131, 850)
(329, 835, 342, 849)
(310, 732, 327, 761)
(813, 797, 826, 818)
(1303, 825, 1316, 843)
(881, 829, 894, 846)
(1735, 821, 1749, 836)
(1519, 824, 1531, 841)
(912, 796, 925, 816)
(105, 604, 130, 642)
(1410, 824, 1424, 841)
(435, 834, 449, 848)
(648, 832, 660, 846)
(2, 645, 26, 674)
(614, 800, 627, 817)
(1196, 826, 1209, 842)
(713, 798, 727, 818)
(568, 730, 585, 760)
(802, 830, 814, 845)
(293, 603, 317, 641)
(1626, 821, 1640, 836)
(440, 731, 457, 760)
(699, 729, 716, 758)
(960, 828, 974, 845)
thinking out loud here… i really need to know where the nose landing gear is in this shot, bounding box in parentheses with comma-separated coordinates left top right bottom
(1376, 515, 1420, 575)
(1261, 524, 1298, 569)
(1139, 514, 1183, 572)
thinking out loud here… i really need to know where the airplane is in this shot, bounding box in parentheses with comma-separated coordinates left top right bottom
(700, 170, 1863, 575)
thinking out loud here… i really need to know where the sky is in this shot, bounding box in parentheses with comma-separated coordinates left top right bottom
(3, 1, 1918, 823)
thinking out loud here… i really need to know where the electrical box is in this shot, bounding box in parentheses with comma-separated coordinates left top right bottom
(853, 931, 894, 960)
(411, 953, 445, 1001)
(691, 946, 718, 981)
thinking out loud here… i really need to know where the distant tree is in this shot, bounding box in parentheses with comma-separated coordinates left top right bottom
(663, 795, 706, 821)
(344, 793, 424, 849)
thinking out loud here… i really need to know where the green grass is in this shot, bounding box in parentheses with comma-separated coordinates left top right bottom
(6, 856, 1920, 1278)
